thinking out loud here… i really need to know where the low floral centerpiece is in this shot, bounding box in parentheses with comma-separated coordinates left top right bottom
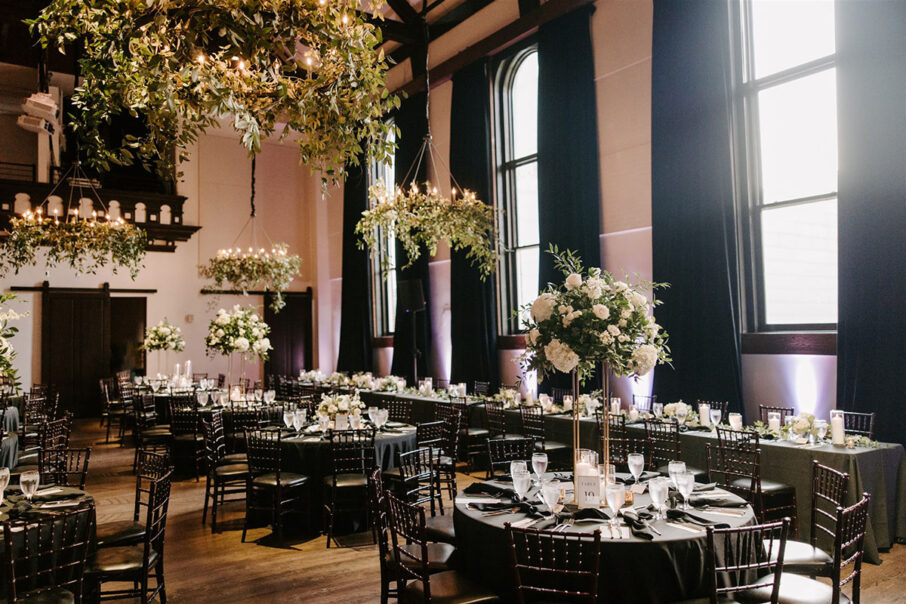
(317, 392, 365, 419)
(787, 412, 816, 438)
(374, 376, 405, 392)
(576, 394, 600, 418)
(300, 369, 327, 383)
(493, 388, 521, 409)
(351, 372, 375, 390)
(205, 305, 272, 361)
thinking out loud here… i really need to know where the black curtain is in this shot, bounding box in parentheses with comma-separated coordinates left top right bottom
(836, 1, 906, 445)
(336, 161, 373, 372)
(537, 7, 602, 392)
(390, 92, 432, 384)
(650, 0, 744, 414)
(449, 60, 499, 389)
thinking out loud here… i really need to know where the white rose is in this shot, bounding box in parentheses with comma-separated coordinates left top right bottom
(544, 339, 580, 373)
(592, 304, 610, 320)
(216, 329, 224, 337)
(338, 399, 349, 411)
(160, 327, 170, 335)
(631, 291, 648, 309)
(618, 334, 629, 342)
(620, 309, 632, 319)
(251, 328, 260, 338)
(618, 319, 627, 327)
(565, 273, 583, 290)
(215, 315, 229, 325)
(607, 324, 620, 337)
(614, 281, 628, 292)
(598, 332, 613, 345)
(234, 337, 250, 352)
(530, 293, 557, 322)
(527, 329, 540, 346)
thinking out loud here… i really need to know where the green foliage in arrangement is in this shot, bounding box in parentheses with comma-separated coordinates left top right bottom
(0, 293, 28, 391)
(27, 0, 399, 181)
(199, 243, 302, 312)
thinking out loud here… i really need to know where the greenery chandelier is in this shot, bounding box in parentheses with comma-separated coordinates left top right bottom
(0, 161, 147, 279)
(27, 0, 399, 181)
(199, 158, 302, 312)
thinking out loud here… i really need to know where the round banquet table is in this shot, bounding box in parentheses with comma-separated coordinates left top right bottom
(453, 474, 755, 604)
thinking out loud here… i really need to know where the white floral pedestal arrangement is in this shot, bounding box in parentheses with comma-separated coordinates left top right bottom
(205, 305, 273, 387)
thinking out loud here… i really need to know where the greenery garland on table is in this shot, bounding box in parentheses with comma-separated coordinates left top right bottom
(199, 243, 302, 312)
(356, 182, 498, 277)
(1, 214, 147, 279)
(27, 0, 399, 182)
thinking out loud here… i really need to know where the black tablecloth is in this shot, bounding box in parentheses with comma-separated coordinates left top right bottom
(454, 476, 754, 603)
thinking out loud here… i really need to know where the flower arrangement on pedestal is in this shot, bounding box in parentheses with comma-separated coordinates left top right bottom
(205, 306, 272, 361)
(141, 319, 185, 353)
(317, 392, 365, 419)
(0, 294, 27, 390)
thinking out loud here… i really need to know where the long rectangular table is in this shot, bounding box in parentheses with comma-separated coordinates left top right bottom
(364, 390, 905, 564)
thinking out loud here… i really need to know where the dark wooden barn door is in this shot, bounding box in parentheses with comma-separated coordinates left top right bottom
(264, 289, 313, 378)
(42, 288, 111, 417)
(110, 297, 146, 376)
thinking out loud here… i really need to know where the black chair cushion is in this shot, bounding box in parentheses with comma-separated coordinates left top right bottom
(252, 472, 309, 489)
(735, 572, 849, 604)
(87, 545, 158, 576)
(214, 463, 249, 479)
(466, 428, 489, 438)
(18, 587, 76, 604)
(541, 440, 570, 452)
(96, 519, 145, 548)
(219, 453, 247, 465)
(403, 570, 500, 604)
(425, 514, 456, 544)
(173, 433, 203, 443)
(766, 539, 833, 576)
(400, 542, 456, 572)
(731, 477, 795, 495)
(323, 472, 368, 489)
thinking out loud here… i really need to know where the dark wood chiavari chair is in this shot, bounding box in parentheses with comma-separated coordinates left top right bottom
(87, 470, 173, 602)
(759, 404, 795, 425)
(38, 447, 91, 490)
(386, 492, 500, 604)
(434, 378, 450, 391)
(217, 373, 226, 388)
(368, 468, 399, 604)
(323, 428, 375, 547)
(169, 399, 203, 480)
(506, 524, 602, 604)
(229, 408, 267, 446)
(242, 428, 309, 543)
(116, 382, 137, 446)
(99, 377, 128, 444)
(192, 372, 208, 383)
(549, 388, 570, 404)
(132, 394, 172, 473)
(387, 397, 413, 424)
(519, 406, 569, 460)
(643, 418, 708, 481)
(2, 506, 95, 603)
(200, 415, 248, 533)
(487, 437, 536, 478)
(842, 411, 875, 439)
(485, 400, 520, 440)
(97, 450, 171, 549)
(704, 518, 790, 604)
(423, 411, 461, 545)
(397, 447, 445, 523)
(596, 412, 633, 468)
(444, 397, 487, 474)
(632, 394, 656, 414)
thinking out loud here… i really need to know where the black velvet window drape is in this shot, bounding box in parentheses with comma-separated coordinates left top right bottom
(390, 92, 432, 384)
(537, 5, 602, 289)
(449, 60, 499, 388)
(335, 161, 373, 372)
(836, 1, 906, 445)
(650, 0, 744, 414)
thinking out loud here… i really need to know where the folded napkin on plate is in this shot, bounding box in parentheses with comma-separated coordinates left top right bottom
(694, 482, 717, 492)
(379, 427, 402, 433)
(666, 508, 729, 529)
(472, 501, 543, 517)
(688, 493, 748, 508)
(33, 490, 84, 502)
(621, 514, 655, 540)
(570, 508, 612, 522)
(681, 425, 713, 433)
(616, 471, 659, 484)
(463, 482, 515, 497)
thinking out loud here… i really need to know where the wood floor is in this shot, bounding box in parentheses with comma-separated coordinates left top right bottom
(73, 419, 906, 603)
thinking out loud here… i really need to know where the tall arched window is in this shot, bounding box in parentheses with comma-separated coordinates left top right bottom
(368, 127, 397, 336)
(494, 48, 538, 334)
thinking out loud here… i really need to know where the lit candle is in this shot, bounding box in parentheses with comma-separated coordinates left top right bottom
(629, 405, 639, 421)
(767, 412, 781, 433)
(729, 413, 743, 430)
(830, 410, 845, 446)
(610, 398, 621, 415)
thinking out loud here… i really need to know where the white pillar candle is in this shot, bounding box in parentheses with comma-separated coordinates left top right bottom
(185, 360, 192, 378)
(767, 412, 781, 433)
(174, 363, 180, 378)
(524, 390, 534, 406)
(729, 413, 743, 430)
(575, 461, 595, 477)
(830, 411, 845, 445)
(629, 406, 639, 421)
(699, 404, 711, 427)
(610, 399, 621, 415)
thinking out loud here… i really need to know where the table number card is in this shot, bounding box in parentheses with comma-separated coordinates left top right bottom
(576, 475, 601, 509)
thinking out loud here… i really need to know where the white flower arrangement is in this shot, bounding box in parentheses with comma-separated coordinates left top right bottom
(576, 394, 600, 418)
(299, 369, 327, 383)
(205, 305, 272, 360)
(374, 375, 406, 392)
(520, 246, 670, 383)
(317, 392, 365, 419)
(493, 388, 521, 409)
(664, 402, 693, 418)
(141, 318, 185, 352)
(327, 372, 351, 386)
(351, 372, 375, 390)
(0, 293, 27, 388)
(789, 412, 815, 437)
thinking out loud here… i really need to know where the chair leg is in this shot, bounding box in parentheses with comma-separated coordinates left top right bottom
(203, 475, 211, 525)
(212, 480, 220, 533)
(157, 558, 167, 604)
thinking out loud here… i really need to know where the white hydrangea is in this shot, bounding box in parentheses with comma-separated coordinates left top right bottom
(631, 344, 659, 376)
(531, 293, 557, 322)
(544, 339, 580, 373)
(527, 329, 540, 346)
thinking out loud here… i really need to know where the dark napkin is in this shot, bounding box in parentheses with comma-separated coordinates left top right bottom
(688, 493, 748, 508)
(463, 482, 515, 497)
(684, 425, 713, 432)
(471, 501, 543, 517)
(621, 513, 655, 540)
(666, 508, 729, 529)
(570, 508, 612, 522)
(494, 474, 513, 483)
(616, 471, 660, 484)
(694, 482, 717, 492)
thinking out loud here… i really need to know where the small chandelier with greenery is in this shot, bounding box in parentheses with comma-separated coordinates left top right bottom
(0, 161, 147, 279)
(27, 0, 399, 182)
(200, 158, 302, 312)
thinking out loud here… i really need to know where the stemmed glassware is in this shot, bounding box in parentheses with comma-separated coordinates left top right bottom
(510, 460, 527, 477)
(627, 453, 645, 484)
(648, 477, 670, 520)
(283, 407, 294, 430)
(531, 452, 548, 484)
(815, 419, 828, 442)
(539, 479, 561, 517)
(709, 408, 722, 431)
(350, 414, 361, 429)
(196, 391, 209, 408)
(675, 405, 688, 426)
(604, 482, 625, 527)
(512, 469, 532, 501)
(676, 471, 695, 510)
(292, 409, 307, 433)
(367, 407, 378, 425)
(0, 467, 10, 508)
(668, 460, 686, 490)
(318, 413, 331, 432)
(150, 380, 160, 393)
(264, 390, 276, 404)
(653, 403, 663, 419)
(20, 470, 39, 502)
(254, 389, 264, 404)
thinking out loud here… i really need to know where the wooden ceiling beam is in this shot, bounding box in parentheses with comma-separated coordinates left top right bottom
(385, 0, 423, 26)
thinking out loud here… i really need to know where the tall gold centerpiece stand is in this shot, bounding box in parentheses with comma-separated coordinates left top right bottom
(570, 366, 610, 503)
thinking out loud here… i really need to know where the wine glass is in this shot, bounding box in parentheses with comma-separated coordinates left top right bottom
(265, 390, 276, 404)
(627, 453, 644, 484)
(318, 413, 331, 432)
(20, 470, 39, 502)
(605, 482, 625, 527)
(0, 467, 9, 508)
(539, 479, 561, 516)
(649, 477, 669, 520)
(510, 460, 527, 477)
(196, 391, 209, 408)
(294, 409, 308, 432)
(367, 407, 378, 425)
(815, 419, 828, 441)
(283, 408, 293, 429)
(653, 403, 663, 419)
(668, 460, 686, 490)
(350, 414, 361, 430)
(531, 452, 548, 483)
(512, 469, 532, 501)
(150, 380, 160, 393)
(676, 471, 695, 510)
(710, 408, 722, 430)
(675, 405, 688, 426)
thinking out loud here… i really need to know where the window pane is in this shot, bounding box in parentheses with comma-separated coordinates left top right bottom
(515, 246, 539, 329)
(761, 199, 837, 325)
(511, 52, 538, 158)
(751, 0, 835, 79)
(758, 68, 837, 204)
(385, 268, 397, 334)
(515, 161, 539, 247)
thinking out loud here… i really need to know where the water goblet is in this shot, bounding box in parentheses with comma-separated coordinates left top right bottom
(539, 479, 561, 516)
(653, 403, 663, 419)
(676, 471, 695, 510)
(367, 407, 378, 425)
(318, 413, 330, 432)
(649, 477, 670, 520)
(675, 405, 688, 426)
(512, 469, 532, 501)
(627, 453, 645, 484)
(815, 419, 828, 441)
(254, 389, 264, 403)
(605, 482, 626, 527)
(265, 390, 276, 404)
(510, 460, 527, 477)
(668, 460, 686, 490)
(292, 410, 304, 433)
(20, 470, 39, 502)
(598, 463, 617, 488)
(0, 467, 9, 507)
(709, 408, 722, 431)
(531, 452, 548, 484)
(283, 409, 293, 429)
(196, 391, 209, 408)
